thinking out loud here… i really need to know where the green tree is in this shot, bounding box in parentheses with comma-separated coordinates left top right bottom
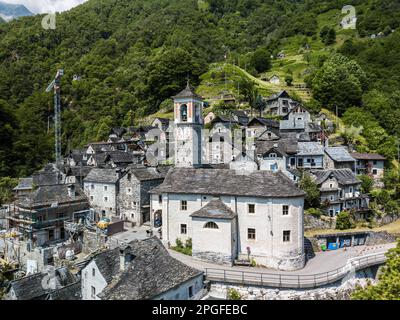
(311, 53, 368, 112)
(250, 48, 272, 74)
(336, 211, 355, 230)
(0, 177, 18, 206)
(298, 173, 320, 209)
(285, 74, 293, 86)
(352, 240, 400, 300)
(358, 175, 374, 194)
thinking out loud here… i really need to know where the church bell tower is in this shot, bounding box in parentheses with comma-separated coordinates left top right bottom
(172, 81, 204, 167)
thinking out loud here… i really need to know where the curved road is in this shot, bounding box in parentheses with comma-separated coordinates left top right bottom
(168, 243, 396, 275)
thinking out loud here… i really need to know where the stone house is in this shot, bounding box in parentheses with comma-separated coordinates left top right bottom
(296, 142, 324, 169)
(81, 237, 204, 300)
(324, 147, 356, 172)
(246, 117, 280, 143)
(351, 153, 386, 188)
(149, 168, 306, 271)
(269, 75, 280, 84)
(152, 117, 171, 132)
(118, 165, 170, 226)
(13, 177, 33, 198)
(311, 169, 369, 217)
(204, 111, 216, 125)
(83, 168, 122, 219)
(8, 184, 89, 248)
(263, 90, 299, 116)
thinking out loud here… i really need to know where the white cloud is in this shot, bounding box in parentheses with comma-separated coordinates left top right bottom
(1, 0, 87, 14)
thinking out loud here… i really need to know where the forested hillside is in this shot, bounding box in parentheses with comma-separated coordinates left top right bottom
(0, 0, 400, 177)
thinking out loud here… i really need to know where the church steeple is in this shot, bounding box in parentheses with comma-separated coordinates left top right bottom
(172, 82, 204, 168)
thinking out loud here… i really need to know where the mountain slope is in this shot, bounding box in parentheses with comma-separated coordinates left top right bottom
(0, 1, 33, 21)
(0, 0, 399, 177)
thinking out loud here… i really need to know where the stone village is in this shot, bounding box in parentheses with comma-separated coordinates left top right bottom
(0, 83, 392, 300)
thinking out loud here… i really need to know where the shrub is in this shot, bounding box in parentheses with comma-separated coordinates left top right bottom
(227, 288, 242, 300)
(306, 208, 322, 218)
(175, 238, 183, 248)
(336, 211, 355, 230)
(185, 238, 192, 249)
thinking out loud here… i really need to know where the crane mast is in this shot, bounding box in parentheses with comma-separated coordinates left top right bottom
(46, 69, 64, 168)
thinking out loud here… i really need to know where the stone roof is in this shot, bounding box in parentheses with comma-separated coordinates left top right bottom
(16, 184, 88, 209)
(297, 142, 324, 156)
(266, 90, 290, 102)
(96, 237, 203, 300)
(311, 169, 360, 186)
(325, 147, 355, 162)
(47, 281, 82, 300)
(129, 166, 171, 181)
(248, 117, 280, 128)
(280, 119, 306, 131)
(172, 82, 203, 100)
(153, 117, 170, 125)
(150, 168, 305, 198)
(32, 164, 63, 186)
(190, 199, 236, 220)
(84, 168, 121, 184)
(256, 138, 298, 156)
(13, 177, 33, 191)
(350, 153, 386, 161)
(6, 267, 77, 300)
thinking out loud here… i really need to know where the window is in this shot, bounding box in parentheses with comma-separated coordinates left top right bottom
(188, 286, 194, 298)
(90, 196, 94, 201)
(248, 204, 255, 214)
(104, 197, 108, 202)
(181, 200, 187, 211)
(127, 173, 131, 181)
(248, 228, 256, 240)
(180, 224, 187, 234)
(282, 205, 289, 216)
(158, 195, 162, 204)
(48, 230, 54, 241)
(127, 188, 132, 195)
(92, 268, 95, 277)
(204, 222, 219, 229)
(349, 187, 353, 193)
(372, 169, 378, 175)
(283, 230, 291, 242)
(91, 286, 96, 299)
(330, 195, 334, 201)
(329, 210, 334, 217)
(90, 184, 94, 190)
(104, 186, 108, 191)
(373, 160, 377, 165)
(330, 184, 333, 188)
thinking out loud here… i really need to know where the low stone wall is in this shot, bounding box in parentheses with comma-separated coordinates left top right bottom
(365, 231, 398, 246)
(304, 214, 335, 231)
(238, 251, 305, 271)
(209, 269, 376, 300)
(192, 250, 233, 266)
(375, 214, 400, 226)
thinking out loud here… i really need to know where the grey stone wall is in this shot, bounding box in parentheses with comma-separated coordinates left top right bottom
(365, 231, 398, 245)
(304, 214, 335, 230)
(193, 250, 233, 266)
(209, 269, 376, 300)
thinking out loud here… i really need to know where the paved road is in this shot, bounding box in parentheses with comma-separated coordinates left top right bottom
(168, 243, 396, 275)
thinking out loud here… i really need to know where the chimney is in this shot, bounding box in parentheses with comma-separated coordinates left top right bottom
(119, 245, 132, 271)
(67, 184, 75, 199)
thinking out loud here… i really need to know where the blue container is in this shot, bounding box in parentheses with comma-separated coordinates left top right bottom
(327, 243, 338, 250)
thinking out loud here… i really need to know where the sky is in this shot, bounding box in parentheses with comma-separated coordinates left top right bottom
(1, 0, 87, 14)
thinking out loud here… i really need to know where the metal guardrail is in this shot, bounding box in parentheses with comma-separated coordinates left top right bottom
(204, 252, 387, 289)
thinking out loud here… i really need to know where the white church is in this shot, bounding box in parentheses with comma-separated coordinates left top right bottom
(150, 83, 306, 271)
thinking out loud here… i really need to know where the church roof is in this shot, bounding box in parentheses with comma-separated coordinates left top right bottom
(190, 199, 236, 220)
(150, 168, 305, 198)
(172, 81, 203, 100)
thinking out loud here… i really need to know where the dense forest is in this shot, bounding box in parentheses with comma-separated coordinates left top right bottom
(0, 0, 400, 178)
